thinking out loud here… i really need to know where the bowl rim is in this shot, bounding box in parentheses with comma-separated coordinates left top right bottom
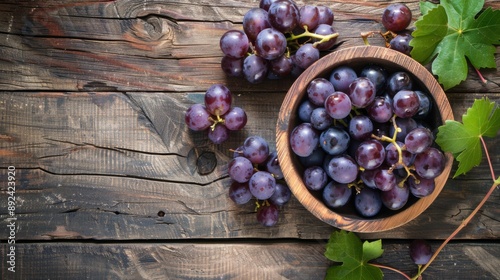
(276, 45, 454, 233)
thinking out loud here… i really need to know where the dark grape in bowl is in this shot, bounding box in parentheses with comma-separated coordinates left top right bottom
(276, 46, 453, 233)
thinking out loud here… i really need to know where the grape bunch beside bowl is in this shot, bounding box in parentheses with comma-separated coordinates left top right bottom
(276, 46, 453, 233)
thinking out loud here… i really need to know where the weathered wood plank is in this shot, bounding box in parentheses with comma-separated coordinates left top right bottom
(1, 241, 499, 279)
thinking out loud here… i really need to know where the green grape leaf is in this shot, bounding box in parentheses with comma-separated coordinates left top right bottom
(325, 230, 384, 280)
(436, 97, 500, 177)
(419, 1, 438, 16)
(410, 0, 500, 90)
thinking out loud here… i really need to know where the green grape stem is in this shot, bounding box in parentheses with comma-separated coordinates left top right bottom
(286, 26, 339, 48)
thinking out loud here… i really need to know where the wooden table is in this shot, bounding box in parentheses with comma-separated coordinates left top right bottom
(1, 0, 499, 279)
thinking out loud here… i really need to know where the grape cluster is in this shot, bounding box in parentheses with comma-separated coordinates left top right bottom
(220, 0, 338, 83)
(290, 63, 446, 218)
(185, 84, 247, 144)
(227, 135, 291, 226)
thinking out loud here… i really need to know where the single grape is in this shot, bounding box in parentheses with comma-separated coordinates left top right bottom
(408, 174, 435, 198)
(329, 66, 357, 94)
(249, 171, 276, 200)
(208, 123, 229, 144)
(367, 95, 393, 123)
(224, 107, 247, 131)
(355, 139, 386, 170)
(220, 30, 249, 59)
(221, 56, 244, 77)
(349, 115, 374, 141)
(294, 43, 320, 69)
(382, 3, 412, 32)
(381, 183, 410, 210)
(185, 104, 212, 131)
(393, 90, 419, 118)
(204, 84, 232, 116)
(264, 151, 284, 180)
(243, 135, 270, 164)
(326, 155, 359, 184)
(348, 77, 376, 108)
(307, 78, 335, 107)
(355, 187, 382, 218)
(228, 156, 254, 183)
(256, 203, 279, 227)
(299, 5, 320, 30)
(310, 107, 333, 130)
(290, 123, 319, 157)
(316, 5, 334, 25)
(323, 182, 352, 208)
(303, 165, 328, 191)
(360, 64, 387, 92)
(374, 169, 396, 191)
(409, 239, 433, 265)
(319, 127, 350, 156)
(385, 141, 414, 169)
(259, 0, 279, 11)
(298, 147, 325, 168)
(269, 54, 293, 78)
(254, 28, 287, 60)
(229, 181, 253, 205)
(324, 91, 352, 119)
(414, 90, 432, 119)
(268, 0, 299, 33)
(298, 99, 317, 122)
(313, 24, 337, 51)
(360, 168, 380, 189)
(390, 33, 413, 55)
(243, 54, 268, 84)
(387, 71, 413, 97)
(414, 147, 445, 179)
(243, 8, 271, 42)
(405, 127, 434, 154)
(269, 182, 291, 206)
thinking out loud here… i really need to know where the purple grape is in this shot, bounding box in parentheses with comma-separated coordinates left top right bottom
(382, 3, 412, 32)
(390, 117, 418, 142)
(323, 182, 352, 208)
(204, 84, 232, 116)
(269, 54, 293, 78)
(348, 77, 376, 108)
(409, 239, 433, 265)
(208, 123, 229, 144)
(249, 171, 276, 200)
(243, 54, 268, 84)
(367, 95, 393, 123)
(326, 155, 358, 184)
(324, 91, 352, 119)
(303, 166, 328, 191)
(299, 5, 319, 30)
(319, 127, 350, 156)
(259, 0, 279, 11)
(349, 115, 374, 141)
(307, 78, 335, 107)
(256, 203, 279, 227)
(264, 151, 284, 179)
(374, 169, 396, 191)
(229, 181, 253, 205)
(221, 56, 244, 77)
(313, 24, 337, 51)
(220, 30, 249, 59)
(310, 107, 333, 130)
(355, 187, 382, 218)
(387, 71, 413, 97)
(243, 135, 270, 164)
(228, 156, 254, 183)
(243, 8, 271, 42)
(329, 66, 357, 94)
(360, 65, 387, 92)
(223, 107, 247, 131)
(381, 183, 410, 210)
(408, 174, 435, 198)
(414, 90, 432, 119)
(405, 127, 434, 154)
(385, 141, 414, 169)
(390, 33, 413, 56)
(298, 99, 317, 122)
(316, 5, 334, 25)
(255, 28, 287, 60)
(185, 104, 212, 131)
(355, 139, 386, 170)
(269, 182, 291, 206)
(290, 123, 319, 157)
(232, 145, 245, 158)
(414, 147, 445, 179)
(294, 43, 320, 69)
(298, 147, 325, 168)
(360, 168, 380, 189)
(393, 90, 419, 118)
(268, 0, 299, 33)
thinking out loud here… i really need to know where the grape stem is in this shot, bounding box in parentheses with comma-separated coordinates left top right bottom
(209, 114, 224, 131)
(474, 67, 488, 85)
(287, 25, 339, 48)
(369, 263, 411, 280)
(360, 30, 396, 47)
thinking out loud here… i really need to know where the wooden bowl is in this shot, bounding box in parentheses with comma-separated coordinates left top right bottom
(276, 46, 453, 233)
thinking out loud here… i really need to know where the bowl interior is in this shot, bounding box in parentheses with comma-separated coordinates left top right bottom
(276, 46, 453, 232)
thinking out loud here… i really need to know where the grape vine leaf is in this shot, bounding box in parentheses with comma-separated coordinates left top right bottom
(324, 230, 384, 280)
(410, 0, 500, 90)
(436, 97, 500, 178)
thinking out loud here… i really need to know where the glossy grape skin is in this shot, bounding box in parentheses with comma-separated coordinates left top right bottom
(414, 147, 445, 179)
(249, 171, 276, 200)
(290, 123, 319, 157)
(355, 187, 382, 218)
(374, 169, 396, 191)
(298, 100, 317, 122)
(303, 166, 328, 191)
(414, 90, 432, 119)
(385, 141, 414, 169)
(313, 24, 337, 51)
(382, 3, 412, 32)
(349, 115, 374, 141)
(323, 182, 352, 208)
(228, 156, 254, 183)
(326, 155, 358, 184)
(220, 30, 249, 59)
(269, 182, 291, 206)
(360, 65, 387, 92)
(299, 5, 319, 30)
(256, 203, 279, 227)
(393, 90, 420, 118)
(208, 123, 229, 144)
(268, 0, 299, 33)
(243, 8, 271, 42)
(185, 104, 212, 131)
(329, 66, 357, 94)
(307, 78, 335, 107)
(408, 174, 435, 198)
(381, 183, 410, 210)
(224, 107, 247, 131)
(310, 107, 333, 130)
(348, 77, 376, 108)
(409, 239, 433, 265)
(269, 54, 293, 78)
(387, 71, 413, 97)
(360, 168, 379, 188)
(229, 181, 253, 205)
(254, 28, 287, 60)
(324, 91, 352, 119)
(259, 0, 279, 11)
(243, 135, 270, 164)
(390, 33, 413, 56)
(243, 54, 268, 84)
(294, 43, 320, 69)
(367, 95, 393, 123)
(320, 127, 350, 156)
(405, 127, 434, 154)
(390, 117, 418, 142)
(355, 139, 386, 170)
(221, 56, 244, 77)
(264, 151, 284, 180)
(204, 84, 232, 116)
(316, 5, 334, 25)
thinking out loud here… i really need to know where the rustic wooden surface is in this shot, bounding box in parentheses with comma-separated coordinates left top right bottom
(0, 0, 498, 279)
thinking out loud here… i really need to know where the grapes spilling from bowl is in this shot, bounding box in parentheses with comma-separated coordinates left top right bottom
(290, 64, 445, 218)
